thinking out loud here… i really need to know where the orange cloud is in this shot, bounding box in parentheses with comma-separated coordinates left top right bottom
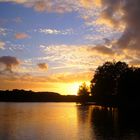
(34, 1, 48, 12)
(15, 33, 29, 39)
(0, 41, 5, 49)
(80, 0, 102, 8)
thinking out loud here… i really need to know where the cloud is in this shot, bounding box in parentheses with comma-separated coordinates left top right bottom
(1, 0, 75, 13)
(0, 70, 92, 94)
(26, 0, 76, 13)
(88, 0, 140, 65)
(0, 41, 5, 50)
(39, 28, 73, 35)
(32, 1, 48, 12)
(0, 0, 123, 36)
(39, 44, 117, 73)
(68, 0, 140, 66)
(1, 0, 140, 66)
(80, 0, 102, 8)
(0, 56, 20, 72)
(40, 44, 134, 71)
(27, 0, 140, 56)
(95, 0, 124, 28)
(0, 28, 7, 36)
(0, 70, 92, 84)
(0, 0, 99, 14)
(90, 45, 115, 55)
(129, 59, 140, 66)
(37, 63, 48, 70)
(39, 28, 61, 34)
(14, 33, 29, 39)
(49, 71, 92, 83)
(0, 0, 27, 4)
(97, 0, 140, 50)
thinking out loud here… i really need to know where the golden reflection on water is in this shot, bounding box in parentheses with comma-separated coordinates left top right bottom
(0, 103, 139, 140)
(76, 105, 96, 139)
(0, 103, 78, 140)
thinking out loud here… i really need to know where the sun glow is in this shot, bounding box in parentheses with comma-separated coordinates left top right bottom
(57, 81, 91, 95)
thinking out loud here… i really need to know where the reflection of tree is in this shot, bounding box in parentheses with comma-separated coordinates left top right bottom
(118, 108, 140, 133)
(91, 107, 119, 140)
(76, 105, 96, 140)
(91, 107, 140, 140)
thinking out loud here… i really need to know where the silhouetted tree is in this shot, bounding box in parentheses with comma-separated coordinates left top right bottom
(77, 82, 89, 97)
(90, 61, 128, 98)
(117, 67, 140, 105)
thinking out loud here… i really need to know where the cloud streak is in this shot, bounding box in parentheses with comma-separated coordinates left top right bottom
(39, 28, 73, 35)
(0, 70, 92, 94)
(39, 44, 118, 73)
(14, 33, 29, 39)
(0, 0, 76, 13)
(0, 28, 7, 36)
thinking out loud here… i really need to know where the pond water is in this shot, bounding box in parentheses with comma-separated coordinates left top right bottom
(0, 102, 139, 140)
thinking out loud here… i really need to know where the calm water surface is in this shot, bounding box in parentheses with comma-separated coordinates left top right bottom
(0, 103, 140, 140)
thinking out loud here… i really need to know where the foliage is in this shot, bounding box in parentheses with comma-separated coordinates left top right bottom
(77, 82, 89, 97)
(90, 61, 129, 97)
(117, 67, 140, 99)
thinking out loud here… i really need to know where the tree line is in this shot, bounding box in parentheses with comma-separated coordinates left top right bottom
(0, 90, 77, 102)
(78, 61, 140, 107)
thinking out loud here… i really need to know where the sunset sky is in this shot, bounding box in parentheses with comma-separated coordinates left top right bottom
(0, 0, 140, 95)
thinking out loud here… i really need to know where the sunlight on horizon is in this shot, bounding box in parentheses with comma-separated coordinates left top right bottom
(57, 81, 91, 95)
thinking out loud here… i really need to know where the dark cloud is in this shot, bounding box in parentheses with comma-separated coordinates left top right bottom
(104, 38, 111, 45)
(101, 0, 140, 51)
(90, 45, 114, 55)
(37, 63, 48, 70)
(0, 56, 20, 72)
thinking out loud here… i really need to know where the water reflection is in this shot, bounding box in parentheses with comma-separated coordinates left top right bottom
(0, 103, 140, 140)
(0, 103, 78, 140)
(76, 105, 96, 139)
(91, 107, 119, 140)
(76, 105, 140, 140)
(117, 108, 140, 140)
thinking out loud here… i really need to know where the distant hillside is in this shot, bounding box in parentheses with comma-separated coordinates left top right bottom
(0, 89, 78, 102)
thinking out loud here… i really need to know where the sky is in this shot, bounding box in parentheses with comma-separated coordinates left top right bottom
(0, 0, 140, 95)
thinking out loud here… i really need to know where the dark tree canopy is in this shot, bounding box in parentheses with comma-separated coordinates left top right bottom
(77, 61, 140, 107)
(90, 61, 129, 97)
(118, 67, 140, 99)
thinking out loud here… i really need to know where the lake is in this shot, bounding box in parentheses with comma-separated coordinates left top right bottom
(0, 103, 140, 140)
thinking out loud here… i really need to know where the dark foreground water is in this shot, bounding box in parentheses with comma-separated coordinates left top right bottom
(0, 103, 140, 140)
